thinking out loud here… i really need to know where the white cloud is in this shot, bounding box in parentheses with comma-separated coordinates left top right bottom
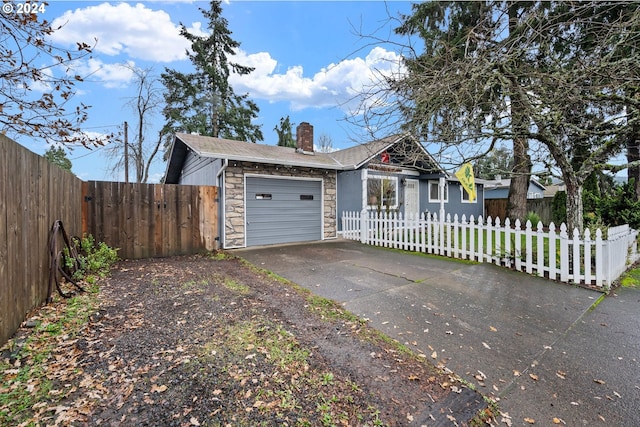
(230, 46, 404, 112)
(68, 58, 137, 88)
(50, 2, 202, 62)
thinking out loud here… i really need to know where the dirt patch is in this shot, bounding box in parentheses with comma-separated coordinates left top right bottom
(1, 253, 489, 426)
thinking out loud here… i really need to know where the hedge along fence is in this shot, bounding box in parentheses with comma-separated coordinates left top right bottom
(1, 135, 83, 345)
(341, 210, 640, 290)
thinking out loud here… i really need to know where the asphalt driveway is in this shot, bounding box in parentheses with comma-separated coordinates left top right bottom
(236, 239, 640, 426)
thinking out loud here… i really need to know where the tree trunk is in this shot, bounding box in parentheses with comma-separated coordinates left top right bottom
(506, 136, 531, 222)
(505, 2, 532, 222)
(564, 175, 583, 234)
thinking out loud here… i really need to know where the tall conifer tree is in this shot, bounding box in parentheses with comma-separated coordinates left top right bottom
(161, 0, 263, 157)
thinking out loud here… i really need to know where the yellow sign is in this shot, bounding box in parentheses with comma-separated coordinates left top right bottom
(455, 163, 476, 202)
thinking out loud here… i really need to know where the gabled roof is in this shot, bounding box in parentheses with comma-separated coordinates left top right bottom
(165, 132, 444, 183)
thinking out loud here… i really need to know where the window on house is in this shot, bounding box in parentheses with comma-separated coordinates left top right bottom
(461, 184, 477, 203)
(367, 176, 398, 209)
(428, 180, 448, 203)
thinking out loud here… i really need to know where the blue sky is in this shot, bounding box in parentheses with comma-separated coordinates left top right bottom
(14, 0, 417, 182)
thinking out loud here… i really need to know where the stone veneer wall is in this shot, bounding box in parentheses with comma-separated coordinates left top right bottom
(224, 161, 337, 248)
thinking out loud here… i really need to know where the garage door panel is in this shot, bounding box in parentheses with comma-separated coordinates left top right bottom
(246, 177, 322, 246)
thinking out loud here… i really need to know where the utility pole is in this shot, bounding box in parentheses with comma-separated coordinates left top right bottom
(124, 121, 129, 183)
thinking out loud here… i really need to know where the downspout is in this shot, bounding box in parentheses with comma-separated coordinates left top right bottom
(439, 176, 446, 220)
(216, 158, 228, 249)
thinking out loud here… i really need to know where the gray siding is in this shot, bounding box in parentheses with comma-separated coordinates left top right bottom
(246, 177, 322, 246)
(420, 180, 484, 220)
(485, 181, 544, 200)
(337, 170, 362, 230)
(179, 153, 220, 185)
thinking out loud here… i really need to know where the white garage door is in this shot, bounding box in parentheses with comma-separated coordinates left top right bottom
(246, 177, 322, 247)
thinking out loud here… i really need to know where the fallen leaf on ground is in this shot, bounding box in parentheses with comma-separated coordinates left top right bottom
(490, 326, 497, 332)
(524, 417, 535, 424)
(500, 412, 513, 427)
(150, 384, 167, 393)
(593, 379, 605, 384)
(529, 373, 539, 381)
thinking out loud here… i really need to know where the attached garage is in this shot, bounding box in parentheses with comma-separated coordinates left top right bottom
(245, 176, 322, 247)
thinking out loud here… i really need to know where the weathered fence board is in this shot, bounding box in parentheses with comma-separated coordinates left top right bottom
(82, 181, 219, 259)
(484, 197, 554, 225)
(0, 135, 83, 345)
(2, 136, 222, 347)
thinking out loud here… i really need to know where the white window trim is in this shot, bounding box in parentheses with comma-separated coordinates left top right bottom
(428, 180, 448, 203)
(367, 175, 399, 209)
(461, 184, 477, 204)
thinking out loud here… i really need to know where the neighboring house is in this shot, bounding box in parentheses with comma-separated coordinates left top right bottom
(543, 182, 566, 198)
(165, 122, 484, 248)
(483, 177, 546, 199)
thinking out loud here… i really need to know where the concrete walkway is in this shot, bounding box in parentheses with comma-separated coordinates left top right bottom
(236, 240, 640, 426)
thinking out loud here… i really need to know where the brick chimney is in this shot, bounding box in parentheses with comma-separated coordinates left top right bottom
(296, 122, 314, 153)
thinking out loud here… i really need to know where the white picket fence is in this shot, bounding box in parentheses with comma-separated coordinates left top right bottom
(341, 210, 640, 290)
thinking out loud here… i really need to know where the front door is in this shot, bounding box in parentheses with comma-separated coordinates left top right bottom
(404, 179, 419, 217)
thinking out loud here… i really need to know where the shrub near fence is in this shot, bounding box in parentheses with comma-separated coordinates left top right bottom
(341, 210, 640, 290)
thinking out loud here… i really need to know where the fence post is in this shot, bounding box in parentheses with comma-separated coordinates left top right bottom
(469, 215, 476, 261)
(504, 218, 511, 267)
(461, 215, 468, 260)
(548, 223, 557, 280)
(525, 220, 533, 274)
(360, 209, 368, 244)
(477, 216, 484, 263)
(560, 223, 569, 282)
(572, 227, 581, 284)
(494, 217, 502, 265)
(486, 216, 493, 264)
(453, 214, 460, 258)
(515, 219, 522, 271)
(595, 228, 604, 288)
(584, 228, 592, 285)
(536, 221, 544, 277)
(446, 213, 452, 257)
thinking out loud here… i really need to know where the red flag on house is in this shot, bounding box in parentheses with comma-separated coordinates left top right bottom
(381, 151, 390, 163)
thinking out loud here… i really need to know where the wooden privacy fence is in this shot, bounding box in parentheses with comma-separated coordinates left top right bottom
(485, 197, 554, 225)
(82, 181, 219, 259)
(341, 210, 640, 290)
(1, 135, 83, 345)
(2, 135, 222, 346)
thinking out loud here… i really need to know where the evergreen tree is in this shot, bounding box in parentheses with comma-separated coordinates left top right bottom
(274, 116, 295, 148)
(44, 146, 72, 172)
(474, 147, 513, 180)
(161, 0, 263, 157)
